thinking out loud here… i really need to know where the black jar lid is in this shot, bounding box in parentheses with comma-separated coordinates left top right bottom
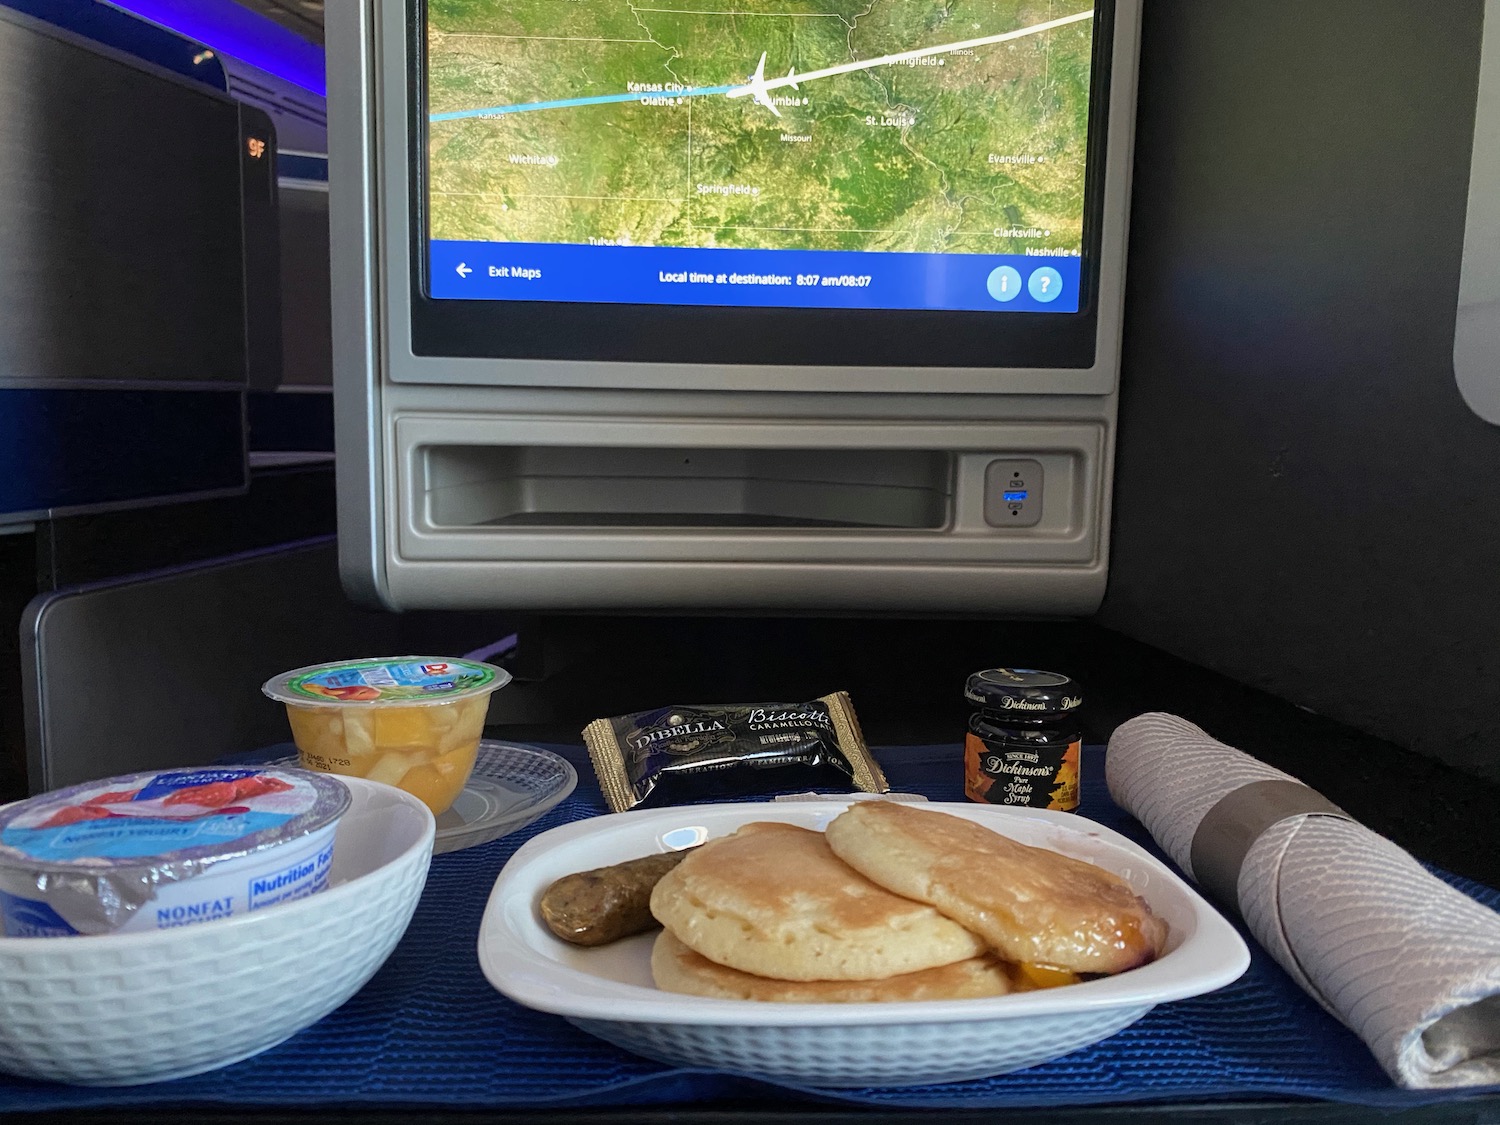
(964, 668, 1082, 715)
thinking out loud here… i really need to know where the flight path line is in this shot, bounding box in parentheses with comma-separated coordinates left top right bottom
(430, 85, 736, 122)
(727, 9, 1095, 100)
(428, 8, 1093, 123)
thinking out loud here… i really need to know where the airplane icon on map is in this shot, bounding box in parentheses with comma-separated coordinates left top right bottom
(744, 51, 798, 117)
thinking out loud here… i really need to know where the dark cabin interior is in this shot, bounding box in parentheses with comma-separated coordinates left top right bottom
(0, 0, 1496, 1121)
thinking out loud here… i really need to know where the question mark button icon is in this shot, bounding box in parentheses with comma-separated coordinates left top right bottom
(1028, 267, 1063, 303)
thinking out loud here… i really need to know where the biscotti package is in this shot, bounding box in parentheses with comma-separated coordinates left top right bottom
(583, 692, 888, 812)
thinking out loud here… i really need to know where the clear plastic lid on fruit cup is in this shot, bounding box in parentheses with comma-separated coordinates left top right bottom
(262, 657, 512, 709)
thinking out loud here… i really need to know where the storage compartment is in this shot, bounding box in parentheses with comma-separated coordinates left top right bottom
(386, 416, 1103, 609)
(422, 446, 952, 531)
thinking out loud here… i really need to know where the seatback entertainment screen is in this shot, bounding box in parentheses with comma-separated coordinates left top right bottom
(422, 1, 1099, 315)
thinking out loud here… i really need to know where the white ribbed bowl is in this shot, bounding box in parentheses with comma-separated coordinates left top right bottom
(0, 775, 435, 1086)
(479, 801, 1249, 1088)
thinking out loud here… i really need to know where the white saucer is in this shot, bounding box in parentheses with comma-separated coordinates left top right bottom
(431, 741, 578, 854)
(273, 741, 577, 855)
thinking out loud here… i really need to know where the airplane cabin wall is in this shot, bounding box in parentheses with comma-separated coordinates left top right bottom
(1101, 0, 1500, 780)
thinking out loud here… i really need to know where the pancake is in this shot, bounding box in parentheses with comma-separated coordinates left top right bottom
(649, 821, 986, 981)
(824, 801, 1168, 974)
(650, 930, 1016, 1002)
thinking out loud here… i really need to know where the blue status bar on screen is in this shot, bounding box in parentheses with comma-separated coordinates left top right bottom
(428, 240, 1080, 314)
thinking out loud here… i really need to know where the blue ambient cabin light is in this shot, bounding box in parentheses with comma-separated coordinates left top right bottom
(103, 0, 325, 95)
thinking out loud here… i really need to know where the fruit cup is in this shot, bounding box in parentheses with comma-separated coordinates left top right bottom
(263, 658, 511, 815)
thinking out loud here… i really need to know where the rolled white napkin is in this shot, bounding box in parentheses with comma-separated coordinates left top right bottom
(1107, 712, 1500, 1089)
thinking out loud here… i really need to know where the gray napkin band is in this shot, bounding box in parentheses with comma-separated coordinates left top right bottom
(1189, 779, 1350, 911)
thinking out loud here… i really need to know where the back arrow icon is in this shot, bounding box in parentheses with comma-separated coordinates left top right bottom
(456, 262, 472, 278)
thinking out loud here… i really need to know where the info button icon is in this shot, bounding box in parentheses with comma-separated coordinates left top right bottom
(986, 265, 1022, 303)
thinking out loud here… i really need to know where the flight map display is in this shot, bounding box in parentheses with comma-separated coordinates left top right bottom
(424, 1, 1098, 313)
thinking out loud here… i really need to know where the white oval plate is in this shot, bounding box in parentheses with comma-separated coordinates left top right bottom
(477, 801, 1249, 1088)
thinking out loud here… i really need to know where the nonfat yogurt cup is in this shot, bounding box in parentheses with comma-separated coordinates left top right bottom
(263, 657, 511, 815)
(0, 767, 350, 937)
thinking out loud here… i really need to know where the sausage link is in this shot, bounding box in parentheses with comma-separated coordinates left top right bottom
(539, 848, 695, 946)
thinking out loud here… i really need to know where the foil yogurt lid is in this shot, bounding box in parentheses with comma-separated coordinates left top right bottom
(262, 657, 508, 708)
(0, 767, 349, 936)
(0, 767, 350, 871)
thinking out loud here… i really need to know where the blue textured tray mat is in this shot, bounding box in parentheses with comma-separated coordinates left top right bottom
(0, 744, 1497, 1113)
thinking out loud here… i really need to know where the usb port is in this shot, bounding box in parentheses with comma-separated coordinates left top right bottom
(1003, 490, 1028, 502)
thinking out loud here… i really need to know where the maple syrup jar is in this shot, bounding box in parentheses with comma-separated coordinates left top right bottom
(963, 669, 1083, 811)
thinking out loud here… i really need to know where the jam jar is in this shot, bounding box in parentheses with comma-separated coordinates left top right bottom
(963, 668, 1083, 811)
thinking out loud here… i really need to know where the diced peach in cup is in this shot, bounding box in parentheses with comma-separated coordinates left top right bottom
(284, 693, 490, 815)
